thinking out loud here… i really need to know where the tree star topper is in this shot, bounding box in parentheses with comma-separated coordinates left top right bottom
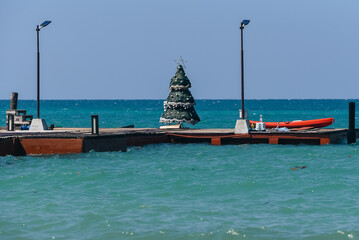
(174, 56, 188, 68)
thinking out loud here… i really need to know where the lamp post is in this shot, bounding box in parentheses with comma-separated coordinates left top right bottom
(240, 19, 250, 119)
(36, 20, 51, 119)
(30, 20, 51, 131)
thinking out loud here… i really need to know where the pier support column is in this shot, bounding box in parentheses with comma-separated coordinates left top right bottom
(348, 102, 356, 144)
(211, 137, 222, 145)
(268, 137, 278, 144)
(320, 138, 330, 145)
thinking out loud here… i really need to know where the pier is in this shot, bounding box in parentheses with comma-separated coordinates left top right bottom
(0, 127, 357, 156)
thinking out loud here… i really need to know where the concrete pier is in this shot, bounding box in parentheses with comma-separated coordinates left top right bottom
(0, 127, 357, 156)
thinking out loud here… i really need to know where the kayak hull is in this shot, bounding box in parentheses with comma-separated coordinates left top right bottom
(249, 118, 334, 129)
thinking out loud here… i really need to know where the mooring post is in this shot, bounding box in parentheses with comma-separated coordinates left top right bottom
(7, 114, 15, 131)
(91, 115, 99, 135)
(10, 92, 18, 110)
(348, 102, 356, 144)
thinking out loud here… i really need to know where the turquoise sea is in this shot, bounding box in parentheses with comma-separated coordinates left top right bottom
(1, 99, 359, 240)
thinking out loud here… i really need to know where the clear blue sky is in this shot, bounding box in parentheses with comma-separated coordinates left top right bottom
(1, 0, 358, 100)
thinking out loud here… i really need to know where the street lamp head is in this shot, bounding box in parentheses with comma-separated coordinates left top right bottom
(39, 20, 51, 29)
(241, 19, 250, 27)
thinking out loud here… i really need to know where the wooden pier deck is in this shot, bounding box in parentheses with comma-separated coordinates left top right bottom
(167, 128, 351, 145)
(0, 127, 357, 156)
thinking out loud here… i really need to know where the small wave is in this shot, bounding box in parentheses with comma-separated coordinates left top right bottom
(227, 229, 240, 236)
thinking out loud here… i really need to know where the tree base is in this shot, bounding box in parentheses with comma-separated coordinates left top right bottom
(159, 123, 182, 129)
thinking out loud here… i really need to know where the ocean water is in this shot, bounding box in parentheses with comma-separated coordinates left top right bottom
(1, 99, 359, 240)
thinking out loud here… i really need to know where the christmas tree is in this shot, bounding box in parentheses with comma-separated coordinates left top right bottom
(160, 64, 200, 126)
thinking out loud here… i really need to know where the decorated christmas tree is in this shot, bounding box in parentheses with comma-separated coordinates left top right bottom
(160, 64, 200, 126)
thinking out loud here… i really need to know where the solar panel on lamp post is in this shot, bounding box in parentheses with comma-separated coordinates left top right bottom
(240, 19, 250, 119)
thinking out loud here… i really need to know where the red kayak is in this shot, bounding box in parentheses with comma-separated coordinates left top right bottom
(249, 117, 334, 129)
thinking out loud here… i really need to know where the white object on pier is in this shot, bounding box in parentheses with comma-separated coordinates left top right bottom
(255, 114, 266, 131)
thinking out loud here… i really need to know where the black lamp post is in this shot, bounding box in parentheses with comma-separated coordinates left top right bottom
(36, 20, 51, 119)
(240, 19, 250, 119)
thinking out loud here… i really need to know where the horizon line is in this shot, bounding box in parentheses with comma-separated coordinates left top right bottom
(0, 98, 357, 101)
